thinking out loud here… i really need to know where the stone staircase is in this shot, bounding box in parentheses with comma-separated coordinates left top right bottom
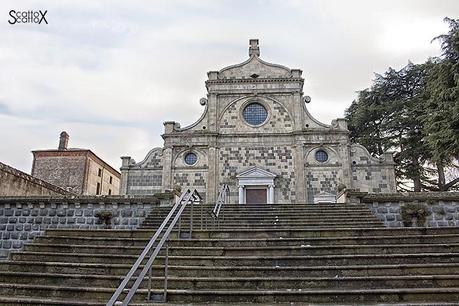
(0, 203, 459, 305)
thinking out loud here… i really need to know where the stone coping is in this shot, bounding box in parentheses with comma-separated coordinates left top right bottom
(342, 189, 459, 203)
(0, 192, 175, 205)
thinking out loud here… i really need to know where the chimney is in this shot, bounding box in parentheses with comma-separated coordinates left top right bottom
(58, 131, 69, 150)
(249, 39, 260, 57)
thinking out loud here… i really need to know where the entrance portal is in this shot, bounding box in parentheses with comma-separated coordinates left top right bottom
(245, 188, 267, 204)
(236, 167, 277, 204)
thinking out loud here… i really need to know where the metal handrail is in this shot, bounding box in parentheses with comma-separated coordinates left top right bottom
(211, 184, 229, 219)
(106, 188, 202, 306)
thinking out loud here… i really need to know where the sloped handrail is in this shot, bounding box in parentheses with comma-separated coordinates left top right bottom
(211, 184, 229, 218)
(106, 188, 202, 306)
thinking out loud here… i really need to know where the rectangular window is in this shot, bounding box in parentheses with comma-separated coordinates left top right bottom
(98, 169, 102, 177)
(109, 176, 113, 184)
(96, 182, 101, 195)
(108, 189, 112, 195)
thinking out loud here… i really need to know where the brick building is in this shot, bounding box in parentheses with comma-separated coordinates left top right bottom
(120, 40, 396, 203)
(32, 132, 120, 195)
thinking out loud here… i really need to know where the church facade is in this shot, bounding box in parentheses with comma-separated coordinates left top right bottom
(120, 40, 396, 204)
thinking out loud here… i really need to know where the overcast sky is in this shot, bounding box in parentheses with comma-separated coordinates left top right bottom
(0, 0, 458, 173)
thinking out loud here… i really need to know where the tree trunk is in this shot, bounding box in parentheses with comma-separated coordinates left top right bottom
(412, 157, 422, 192)
(437, 162, 446, 191)
(413, 176, 422, 192)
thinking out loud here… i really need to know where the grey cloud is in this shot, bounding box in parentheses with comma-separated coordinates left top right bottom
(0, 0, 458, 172)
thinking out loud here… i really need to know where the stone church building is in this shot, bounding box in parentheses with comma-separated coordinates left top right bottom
(120, 40, 396, 204)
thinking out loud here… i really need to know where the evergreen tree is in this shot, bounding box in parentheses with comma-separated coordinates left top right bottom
(346, 17, 459, 191)
(422, 18, 459, 190)
(346, 63, 430, 191)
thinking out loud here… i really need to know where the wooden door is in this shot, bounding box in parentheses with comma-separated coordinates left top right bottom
(246, 188, 267, 204)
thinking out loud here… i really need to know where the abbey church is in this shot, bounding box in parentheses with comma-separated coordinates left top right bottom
(120, 40, 396, 204)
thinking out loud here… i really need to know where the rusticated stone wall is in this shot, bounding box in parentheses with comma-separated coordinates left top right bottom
(339, 190, 459, 228)
(0, 195, 173, 258)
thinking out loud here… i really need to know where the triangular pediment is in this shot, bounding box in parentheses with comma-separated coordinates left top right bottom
(236, 166, 277, 178)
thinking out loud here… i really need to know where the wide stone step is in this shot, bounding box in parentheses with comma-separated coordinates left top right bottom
(143, 288, 459, 303)
(141, 217, 382, 226)
(0, 283, 116, 302)
(140, 221, 385, 230)
(3, 261, 459, 278)
(10, 251, 459, 266)
(21, 243, 459, 256)
(158, 204, 371, 211)
(1, 272, 458, 290)
(42, 227, 459, 239)
(34, 233, 459, 247)
(149, 210, 379, 219)
(143, 214, 381, 222)
(146, 209, 380, 219)
(0, 283, 458, 304)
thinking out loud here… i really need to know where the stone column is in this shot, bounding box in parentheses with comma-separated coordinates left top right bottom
(206, 145, 217, 204)
(238, 185, 244, 204)
(268, 184, 274, 204)
(292, 92, 304, 131)
(119, 156, 131, 195)
(161, 147, 173, 192)
(340, 139, 353, 190)
(293, 144, 306, 204)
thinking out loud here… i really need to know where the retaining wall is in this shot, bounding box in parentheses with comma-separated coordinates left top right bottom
(340, 190, 459, 228)
(0, 195, 172, 258)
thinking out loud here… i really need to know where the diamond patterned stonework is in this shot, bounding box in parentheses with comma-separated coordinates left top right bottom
(120, 40, 396, 204)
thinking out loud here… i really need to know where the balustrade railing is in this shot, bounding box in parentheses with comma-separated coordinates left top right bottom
(211, 184, 229, 219)
(106, 188, 202, 306)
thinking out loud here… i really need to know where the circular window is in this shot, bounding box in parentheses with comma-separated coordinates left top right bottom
(315, 150, 328, 163)
(184, 152, 197, 165)
(243, 103, 268, 126)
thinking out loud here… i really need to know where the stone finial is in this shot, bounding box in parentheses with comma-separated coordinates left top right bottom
(249, 39, 260, 57)
(58, 131, 69, 150)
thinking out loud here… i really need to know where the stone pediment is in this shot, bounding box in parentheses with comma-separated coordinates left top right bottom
(215, 39, 297, 80)
(313, 191, 337, 204)
(218, 55, 293, 79)
(236, 166, 277, 179)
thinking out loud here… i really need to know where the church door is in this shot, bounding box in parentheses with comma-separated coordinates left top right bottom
(245, 188, 267, 204)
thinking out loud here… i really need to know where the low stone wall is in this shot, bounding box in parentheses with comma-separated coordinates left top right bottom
(340, 190, 459, 228)
(0, 195, 173, 258)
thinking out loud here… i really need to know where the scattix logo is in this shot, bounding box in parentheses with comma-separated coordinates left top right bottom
(8, 10, 48, 25)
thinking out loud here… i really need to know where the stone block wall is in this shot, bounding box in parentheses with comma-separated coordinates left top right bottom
(0, 196, 169, 258)
(219, 99, 293, 134)
(125, 169, 163, 195)
(121, 148, 163, 195)
(32, 153, 87, 194)
(219, 146, 295, 204)
(339, 190, 459, 228)
(368, 201, 459, 227)
(349, 145, 396, 193)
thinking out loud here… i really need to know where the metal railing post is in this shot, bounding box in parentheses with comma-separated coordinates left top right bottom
(147, 260, 152, 300)
(163, 242, 169, 302)
(189, 200, 193, 238)
(177, 214, 182, 239)
(200, 200, 203, 230)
